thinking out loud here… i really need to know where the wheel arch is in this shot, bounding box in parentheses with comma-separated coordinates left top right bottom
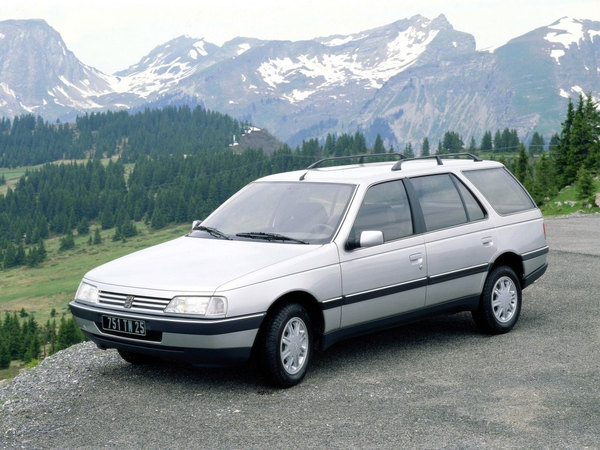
(489, 252, 524, 288)
(253, 291, 325, 350)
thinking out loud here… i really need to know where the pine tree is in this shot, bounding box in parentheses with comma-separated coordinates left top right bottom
(531, 152, 557, 205)
(0, 341, 10, 369)
(151, 202, 168, 230)
(575, 165, 594, 201)
(553, 94, 600, 187)
(493, 130, 503, 153)
(468, 136, 477, 154)
(441, 131, 463, 153)
(15, 244, 25, 266)
(324, 133, 336, 156)
(3, 244, 17, 269)
(421, 137, 430, 156)
(404, 142, 415, 158)
(481, 131, 493, 152)
(514, 144, 531, 186)
(77, 217, 90, 235)
(5, 313, 22, 360)
(37, 240, 47, 261)
(59, 231, 75, 251)
(529, 132, 545, 155)
(373, 134, 385, 153)
(56, 315, 85, 352)
(93, 228, 102, 245)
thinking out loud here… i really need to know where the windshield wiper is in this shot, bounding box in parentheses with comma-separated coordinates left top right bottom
(235, 232, 308, 244)
(192, 225, 231, 240)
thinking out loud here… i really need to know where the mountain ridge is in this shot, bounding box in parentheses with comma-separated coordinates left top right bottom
(0, 15, 598, 150)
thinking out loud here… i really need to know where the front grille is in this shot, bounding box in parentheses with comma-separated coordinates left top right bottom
(99, 291, 171, 313)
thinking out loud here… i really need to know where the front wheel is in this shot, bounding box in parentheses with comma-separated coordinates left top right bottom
(472, 266, 522, 334)
(255, 303, 313, 388)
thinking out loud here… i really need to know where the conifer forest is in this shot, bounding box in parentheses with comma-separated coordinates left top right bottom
(0, 95, 599, 369)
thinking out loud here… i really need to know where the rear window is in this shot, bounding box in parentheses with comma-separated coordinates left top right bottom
(463, 167, 535, 215)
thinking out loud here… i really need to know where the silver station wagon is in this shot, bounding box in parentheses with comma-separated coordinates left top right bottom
(70, 154, 548, 387)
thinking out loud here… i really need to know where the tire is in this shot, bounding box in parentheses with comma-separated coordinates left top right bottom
(255, 303, 313, 388)
(117, 349, 158, 365)
(472, 266, 522, 334)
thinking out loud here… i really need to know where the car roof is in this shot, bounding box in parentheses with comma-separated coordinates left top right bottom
(258, 156, 505, 185)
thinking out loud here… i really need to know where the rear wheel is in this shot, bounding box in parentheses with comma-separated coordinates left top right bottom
(472, 266, 522, 334)
(256, 303, 312, 388)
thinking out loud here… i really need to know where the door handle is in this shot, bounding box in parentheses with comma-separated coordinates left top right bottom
(482, 236, 494, 247)
(409, 253, 423, 270)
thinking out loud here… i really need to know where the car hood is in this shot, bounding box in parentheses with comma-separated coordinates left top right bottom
(83, 236, 323, 294)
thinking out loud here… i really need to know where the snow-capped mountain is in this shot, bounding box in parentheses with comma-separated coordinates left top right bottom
(0, 19, 134, 120)
(0, 16, 598, 149)
(113, 35, 263, 100)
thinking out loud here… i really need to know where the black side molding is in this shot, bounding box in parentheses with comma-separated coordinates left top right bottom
(522, 263, 548, 289)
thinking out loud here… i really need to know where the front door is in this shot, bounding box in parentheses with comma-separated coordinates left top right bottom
(338, 180, 427, 328)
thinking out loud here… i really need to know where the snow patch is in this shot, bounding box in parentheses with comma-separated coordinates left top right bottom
(545, 18, 584, 48)
(193, 40, 208, 56)
(321, 33, 367, 47)
(0, 33, 5, 39)
(109, 55, 198, 98)
(559, 88, 570, 98)
(257, 57, 294, 88)
(189, 49, 198, 60)
(282, 89, 315, 103)
(1, 83, 17, 98)
(257, 27, 438, 99)
(237, 43, 251, 55)
(550, 49, 565, 63)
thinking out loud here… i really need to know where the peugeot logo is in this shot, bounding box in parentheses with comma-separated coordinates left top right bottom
(123, 296, 134, 309)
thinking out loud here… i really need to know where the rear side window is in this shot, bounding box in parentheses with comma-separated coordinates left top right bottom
(410, 174, 484, 231)
(463, 168, 535, 215)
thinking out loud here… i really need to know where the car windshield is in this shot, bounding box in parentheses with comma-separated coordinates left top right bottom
(196, 181, 356, 244)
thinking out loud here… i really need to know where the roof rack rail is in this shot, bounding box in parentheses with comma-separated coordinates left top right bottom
(299, 153, 405, 180)
(391, 153, 482, 171)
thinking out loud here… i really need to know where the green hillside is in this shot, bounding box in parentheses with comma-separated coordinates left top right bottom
(0, 222, 188, 325)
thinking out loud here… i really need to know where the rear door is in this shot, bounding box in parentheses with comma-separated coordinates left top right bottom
(407, 173, 496, 306)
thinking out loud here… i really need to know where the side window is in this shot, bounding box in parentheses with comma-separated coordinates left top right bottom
(349, 180, 413, 246)
(463, 167, 536, 215)
(453, 176, 486, 221)
(410, 174, 469, 232)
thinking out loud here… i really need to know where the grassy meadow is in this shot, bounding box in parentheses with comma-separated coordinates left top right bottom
(0, 222, 189, 325)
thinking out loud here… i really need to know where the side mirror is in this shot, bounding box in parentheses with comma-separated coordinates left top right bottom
(192, 220, 201, 231)
(359, 230, 384, 248)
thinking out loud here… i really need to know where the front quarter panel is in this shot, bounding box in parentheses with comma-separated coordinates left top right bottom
(218, 244, 343, 333)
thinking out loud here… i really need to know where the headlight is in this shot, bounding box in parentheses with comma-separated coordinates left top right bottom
(164, 296, 227, 317)
(75, 281, 99, 304)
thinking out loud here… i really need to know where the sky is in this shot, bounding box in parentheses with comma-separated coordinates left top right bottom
(2, 0, 600, 74)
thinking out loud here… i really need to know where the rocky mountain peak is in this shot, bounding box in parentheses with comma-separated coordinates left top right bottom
(0, 16, 598, 150)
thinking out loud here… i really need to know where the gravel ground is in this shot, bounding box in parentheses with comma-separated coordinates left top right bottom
(1, 215, 599, 449)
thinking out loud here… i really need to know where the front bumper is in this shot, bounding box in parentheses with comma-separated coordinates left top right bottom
(69, 300, 264, 367)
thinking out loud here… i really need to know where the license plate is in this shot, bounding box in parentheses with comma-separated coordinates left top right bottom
(102, 315, 146, 336)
